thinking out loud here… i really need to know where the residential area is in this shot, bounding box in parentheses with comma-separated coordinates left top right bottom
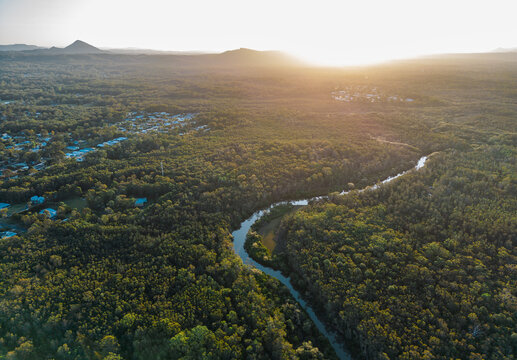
(117, 111, 198, 134)
(0, 111, 202, 238)
(1, 111, 203, 174)
(331, 86, 414, 103)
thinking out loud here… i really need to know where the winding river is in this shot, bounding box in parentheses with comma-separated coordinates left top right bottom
(231, 156, 429, 360)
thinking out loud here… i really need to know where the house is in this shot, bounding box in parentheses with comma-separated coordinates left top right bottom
(30, 195, 45, 205)
(34, 163, 46, 171)
(135, 198, 147, 207)
(39, 208, 57, 219)
(13, 162, 28, 169)
(66, 148, 95, 160)
(0, 203, 10, 210)
(0, 231, 17, 239)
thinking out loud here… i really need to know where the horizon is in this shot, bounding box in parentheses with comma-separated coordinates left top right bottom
(1, 38, 516, 64)
(1, 0, 517, 66)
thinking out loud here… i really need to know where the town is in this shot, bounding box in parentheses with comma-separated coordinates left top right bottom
(0, 111, 202, 177)
(331, 86, 414, 103)
(0, 111, 205, 239)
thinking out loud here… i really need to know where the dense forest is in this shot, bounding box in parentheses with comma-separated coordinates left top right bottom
(0, 51, 515, 359)
(277, 147, 516, 359)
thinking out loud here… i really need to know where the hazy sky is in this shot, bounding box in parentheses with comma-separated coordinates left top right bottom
(0, 0, 516, 65)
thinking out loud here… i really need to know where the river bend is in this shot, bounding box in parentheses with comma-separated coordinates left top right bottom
(231, 156, 428, 360)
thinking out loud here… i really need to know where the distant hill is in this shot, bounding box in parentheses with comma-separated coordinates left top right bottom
(60, 40, 104, 54)
(493, 47, 517, 53)
(101, 47, 297, 65)
(195, 48, 304, 68)
(1, 43, 303, 68)
(0, 44, 44, 52)
(29, 40, 104, 55)
(104, 47, 206, 55)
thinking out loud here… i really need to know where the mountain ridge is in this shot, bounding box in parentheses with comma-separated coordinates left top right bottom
(0, 44, 44, 51)
(46, 40, 104, 54)
(0, 41, 304, 67)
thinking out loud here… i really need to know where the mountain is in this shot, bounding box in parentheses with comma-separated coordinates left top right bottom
(2, 42, 302, 68)
(28, 40, 104, 55)
(0, 44, 45, 52)
(60, 40, 104, 54)
(196, 48, 304, 68)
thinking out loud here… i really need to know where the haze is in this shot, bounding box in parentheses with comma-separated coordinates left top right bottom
(1, 0, 516, 65)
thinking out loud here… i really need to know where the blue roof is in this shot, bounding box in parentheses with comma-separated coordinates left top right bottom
(135, 198, 147, 205)
(0, 231, 17, 239)
(0, 203, 10, 209)
(31, 196, 45, 203)
(39, 208, 57, 218)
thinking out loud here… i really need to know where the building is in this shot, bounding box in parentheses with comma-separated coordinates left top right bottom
(30, 195, 45, 205)
(135, 198, 147, 207)
(0, 231, 17, 239)
(34, 163, 46, 171)
(13, 162, 29, 171)
(39, 208, 57, 219)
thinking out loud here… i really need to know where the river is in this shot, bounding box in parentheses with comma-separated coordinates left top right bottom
(231, 156, 429, 360)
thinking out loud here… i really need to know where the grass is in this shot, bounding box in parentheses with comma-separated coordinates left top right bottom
(62, 196, 87, 211)
(256, 205, 302, 252)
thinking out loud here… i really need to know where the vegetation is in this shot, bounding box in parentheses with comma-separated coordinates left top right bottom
(278, 147, 516, 359)
(0, 51, 515, 359)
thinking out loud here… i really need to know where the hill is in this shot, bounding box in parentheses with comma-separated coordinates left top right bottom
(59, 40, 104, 54)
(213, 48, 303, 67)
(0, 44, 44, 51)
(29, 40, 104, 55)
(5, 45, 303, 69)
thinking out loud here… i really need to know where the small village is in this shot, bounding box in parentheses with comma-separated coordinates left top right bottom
(0, 111, 204, 239)
(0, 131, 50, 178)
(1, 194, 148, 239)
(331, 86, 414, 103)
(117, 111, 198, 134)
(1, 111, 203, 175)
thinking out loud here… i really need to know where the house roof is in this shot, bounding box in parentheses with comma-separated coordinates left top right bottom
(39, 208, 57, 218)
(135, 198, 148, 205)
(0, 231, 17, 239)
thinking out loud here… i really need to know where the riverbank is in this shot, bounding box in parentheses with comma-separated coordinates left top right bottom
(231, 155, 430, 360)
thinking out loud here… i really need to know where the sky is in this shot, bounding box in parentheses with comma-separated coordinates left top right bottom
(0, 0, 516, 65)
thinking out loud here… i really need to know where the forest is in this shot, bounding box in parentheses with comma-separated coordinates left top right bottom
(0, 51, 515, 359)
(277, 146, 515, 359)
